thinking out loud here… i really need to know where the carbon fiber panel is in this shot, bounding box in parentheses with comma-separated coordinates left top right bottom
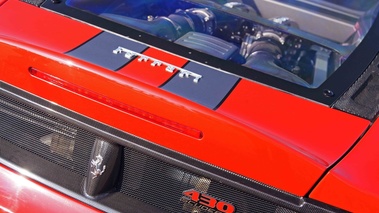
(20, 0, 46, 6)
(334, 53, 379, 120)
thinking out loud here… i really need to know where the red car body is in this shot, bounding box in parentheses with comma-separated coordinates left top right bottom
(0, 0, 378, 212)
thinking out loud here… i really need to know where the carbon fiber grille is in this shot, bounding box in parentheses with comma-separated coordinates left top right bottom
(0, 94, 92, 176)
(120, 147, 286, 213)
(334, 53, 379, 120)
(20, 0, 46, 6)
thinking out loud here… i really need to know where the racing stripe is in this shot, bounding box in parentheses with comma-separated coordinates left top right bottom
(161, 62, 239, 109)
(116, 47, 188, 87)
(67, 32, 147, 71)
(66, 31, 239, 109)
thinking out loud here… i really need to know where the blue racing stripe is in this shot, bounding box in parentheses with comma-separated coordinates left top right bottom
(67, 32, 147, 71)
(161, 62, 239, 109)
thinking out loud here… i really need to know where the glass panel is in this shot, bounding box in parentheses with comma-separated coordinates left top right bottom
(66, 0, 379, 88)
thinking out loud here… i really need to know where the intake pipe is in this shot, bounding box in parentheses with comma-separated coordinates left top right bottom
(100, 8, 216, 41)
(243, 37, 311, 87)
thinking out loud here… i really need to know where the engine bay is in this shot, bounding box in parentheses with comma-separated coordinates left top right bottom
(66, 0, 379, 88)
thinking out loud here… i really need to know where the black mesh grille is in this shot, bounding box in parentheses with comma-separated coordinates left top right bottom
(120, 147, 285, 213)
(0, 94, 92, 176)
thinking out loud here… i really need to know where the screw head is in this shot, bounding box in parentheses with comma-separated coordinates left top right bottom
(323, 89, 335, 97)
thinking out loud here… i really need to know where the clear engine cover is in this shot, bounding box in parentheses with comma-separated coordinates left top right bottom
(66, 0, 379, 88)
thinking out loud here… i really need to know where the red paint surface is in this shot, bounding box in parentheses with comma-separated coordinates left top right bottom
(217, 79, 369, 195)
(117, 47, 188, 87)
(0, 0, 8, 7)
(0, 0, 101, 53)
(310, 120, 379, 212)
(0, 1, 370, 197)
(0, 38, 369, 196)
(0, 164, 100, 213)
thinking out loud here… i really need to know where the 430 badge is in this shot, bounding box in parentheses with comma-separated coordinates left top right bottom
(181, 189, 236, 213)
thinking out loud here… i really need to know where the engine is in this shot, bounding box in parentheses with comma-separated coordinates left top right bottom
(67, 0, 379, 87)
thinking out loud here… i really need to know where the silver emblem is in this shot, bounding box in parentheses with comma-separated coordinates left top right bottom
(166, 66, 175, 72)
(151, 60, 162, 67)
(113, 46, 202, 83)
(90, 154, 106, 179)
(178, 69, 202, 84)
(138, 56, 149, 62)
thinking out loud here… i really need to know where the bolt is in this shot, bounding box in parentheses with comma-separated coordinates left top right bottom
(323, 89, 335, 97)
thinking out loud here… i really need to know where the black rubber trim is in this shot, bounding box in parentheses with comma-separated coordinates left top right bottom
(41, 0, 379, 106)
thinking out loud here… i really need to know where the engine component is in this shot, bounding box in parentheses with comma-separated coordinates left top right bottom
(224, 2, 257, 15)
(239, 16, 331, 87)
(311, 45, 332, 87)
(100, 8, 216, 41)
(175, 32, 242, 61)
(242, 35, 311, 87)
(270, 17, 299, 29)
(239, 15, 304, 85)
(66, 0, 379, 87)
